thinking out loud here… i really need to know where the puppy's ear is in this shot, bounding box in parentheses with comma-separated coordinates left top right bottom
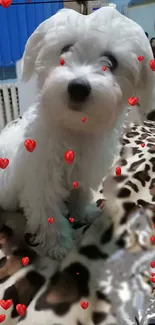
(21, 9, 76, 82)
(21, 21, 45, 82)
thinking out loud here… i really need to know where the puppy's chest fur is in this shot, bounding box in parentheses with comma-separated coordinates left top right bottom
(21, 120, 105, 220)
(46, 129, 104, 191)
(60, 139, 104, 195)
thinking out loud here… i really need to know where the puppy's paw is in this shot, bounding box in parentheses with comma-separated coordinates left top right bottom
(47, 230, 74, 261)
(47, 244, 72, 261)
(25, 226, 74, 261)
(24, 232, 40, 247)
(83, 202, 103, 225)
(32, 238, 73, 261)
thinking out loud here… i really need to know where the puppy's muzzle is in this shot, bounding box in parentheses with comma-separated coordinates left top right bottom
(68, 78, 91, 105)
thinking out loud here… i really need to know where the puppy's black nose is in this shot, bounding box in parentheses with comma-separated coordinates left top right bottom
(68, 78, 91, 102)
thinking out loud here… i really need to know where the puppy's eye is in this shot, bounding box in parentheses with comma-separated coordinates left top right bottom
(61, 44, 73, 54)
(100, 53, 117, 71)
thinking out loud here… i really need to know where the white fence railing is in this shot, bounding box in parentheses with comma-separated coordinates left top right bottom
(0, 81, 19, 131)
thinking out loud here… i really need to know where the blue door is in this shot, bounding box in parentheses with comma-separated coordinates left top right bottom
(0, 0, 63, 67)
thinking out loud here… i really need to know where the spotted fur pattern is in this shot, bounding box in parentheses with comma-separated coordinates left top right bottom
(1, 120, 155, 325)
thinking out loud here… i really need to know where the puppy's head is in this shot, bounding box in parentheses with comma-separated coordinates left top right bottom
(22, 7, 155, 133)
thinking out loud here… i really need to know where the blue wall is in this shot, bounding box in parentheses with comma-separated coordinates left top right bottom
(0, 0, 63, 67)
(112, 0, 129, 13)
(128, 3, 155, 40)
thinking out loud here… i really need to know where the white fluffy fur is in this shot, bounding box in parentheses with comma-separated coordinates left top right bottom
(0, 7, 154, 260)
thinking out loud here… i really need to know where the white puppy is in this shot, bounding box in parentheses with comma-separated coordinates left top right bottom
(0, 7, 154, 260)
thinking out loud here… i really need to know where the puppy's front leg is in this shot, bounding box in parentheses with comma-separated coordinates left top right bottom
(25, 208, 73, 261)
(20, 187, 73, 260)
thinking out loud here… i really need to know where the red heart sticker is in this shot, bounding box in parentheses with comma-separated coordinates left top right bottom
(115, 166, 121, 176)
(64, 150, 75, 164)
(24, 139, 36, 152)
(150, 261, 155, 268)
(141, 143, 145, 147)
(128, 97, 139, 106)
(16, 304, 27, 316)
(0, 315, 6, 323)
(73, 181, 78, 188)
(80, 301, 89, 309)
(60, 58, 65, 66)
(21, 257, 30, 266)
(48, 217, 54, 224)
(0, 158, 9, 169)
(137, 56, 144, 62)
(150, 236, 155, 243)
(149, 60, 155, 71)
(0, 300, 12, 310)
(0, 0, 12, 7)
(69, 217, 75, 223)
